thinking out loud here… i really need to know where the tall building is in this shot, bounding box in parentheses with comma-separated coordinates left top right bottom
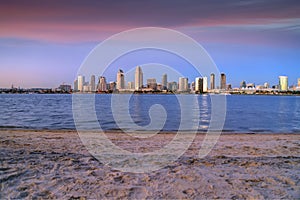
(74, 79, 78, 91)
(167, 81, 177, 91)
(77, 75, 85, 92)
(298, 78, 300, 87)
(279, 76, 288, 91)
(240, 80, 246, 89)
(147, 78, 157, 90)
(97, 76, 107, 92)
(195, 77, 203, 93)
(210, 73, 215, 90)
(135, 66, 143, 90)
(178, 77, 188, 92)
(128, 82, 134, 90)
(220, 73, 226, 90)
(203, 76, 208, 92)
(116, 69, 125, 90)
(162, 74, 167, 90)
(90, 75, 96, 92)
(109, 82, 116, 91)
(190, 81, 195, 92)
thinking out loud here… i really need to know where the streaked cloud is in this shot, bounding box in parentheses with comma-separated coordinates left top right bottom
(0, 0, 299, 42)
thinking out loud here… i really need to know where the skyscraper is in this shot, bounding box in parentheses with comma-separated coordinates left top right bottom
(128, 82, 134, 90)
(195, 77, 203, 93)
(77, 75, 85, 92)
(97, 76, 107, 92)
(279, 76, 288, 91)
(162, 74, 167, 90)
(210, 73, 215, 90)
(220, 73, 226, 90)
(135, 66, 143, 90)
(240, 80, 246, 89)
(203, 76, 208, 92)
(74, 79, 78, 91)
(167, 82, 177, 91)
(178, 77, 188, 92)
(147, 78, 157, 90)
(90, 75, 96, 92)
(109, 81, 116, 91)
(116, 69, 125, 90)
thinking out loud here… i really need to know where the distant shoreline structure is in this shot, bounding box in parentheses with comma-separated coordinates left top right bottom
(1, 87, 300, 96)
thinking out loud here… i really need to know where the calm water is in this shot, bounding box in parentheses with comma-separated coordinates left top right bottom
(0, 94, 299, 133)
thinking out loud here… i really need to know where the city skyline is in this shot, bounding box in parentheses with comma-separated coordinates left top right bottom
(0, 1, 300, 88)
(73, 66, 299, 93)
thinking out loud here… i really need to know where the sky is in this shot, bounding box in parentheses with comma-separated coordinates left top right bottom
(0, 0, 299, 88)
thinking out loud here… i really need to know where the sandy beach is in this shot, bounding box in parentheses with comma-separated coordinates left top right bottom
(0, 130, 299, 199)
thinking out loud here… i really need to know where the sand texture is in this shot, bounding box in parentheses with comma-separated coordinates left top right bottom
(0, 130, 300, 199)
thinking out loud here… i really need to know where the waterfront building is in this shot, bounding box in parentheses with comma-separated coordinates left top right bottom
(90, 75, 96, 92)
(279, 76, 288, 91)
(77, 75, 85, 92)
(135, 66, 143, 90)
(190, 81, 195, 92)
(116, 69, 125, 90)
(203, 76, 208, 92)
(246, 83, 255, 89)
(298, 78, 300, 87)
(210, 73, 215, 90)
(220, 73, 226, 90)
(58, 84, 71, 92)
(162, 74, 167, 90)
(157, 84, 162, 91)
(226, 84, 232, 90)
(147, 78, 157, 90)
(195, 77, 203, 93)
(167, 81, 178, 91)
(83, 85, 90, 92)
(264, 82, 270, 89)
(178, 77, 188, 92)
(74, 79, 78, 91)
(240, 80, 246, 89)
(109, 82, 116, 91)
(128, 81, 134, 90)
(98, 76, 107, 92)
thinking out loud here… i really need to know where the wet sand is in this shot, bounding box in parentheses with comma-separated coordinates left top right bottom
(0, 130, 299, 199)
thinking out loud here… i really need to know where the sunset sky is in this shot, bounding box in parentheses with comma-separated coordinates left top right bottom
(0, 0, 299, 88)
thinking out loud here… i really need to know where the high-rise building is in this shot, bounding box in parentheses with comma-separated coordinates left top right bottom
(162, 74, 167, 90)
(97, 76, 107, 92)
(240, 80, 246, 89)
(74, 79, 78, 91)
(135, 66, 143, 90)
(90, 75, 96, 92)
(220, 73, 226, 90)
(128, 82, 134, 90)
(195, 77, 203, 93)
(210, 73, 215, 90)
(203, 76, 208, 92)
(298, 78, 300, 87)
(116, 69, 125, 90)
(147, 78, 157, 90)
(167, 82, 177, 91)
(279, 76, 288, 91)
(178, 77, 188, 92)
(190, 81, 195, 92)
(109, 82, 116, 91)
(77, 75, 85, 92)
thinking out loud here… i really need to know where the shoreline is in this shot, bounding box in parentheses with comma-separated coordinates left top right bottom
(1, 130, 299, 199)
(1, 92, 300, 96)
(1, 128, 300, 135)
